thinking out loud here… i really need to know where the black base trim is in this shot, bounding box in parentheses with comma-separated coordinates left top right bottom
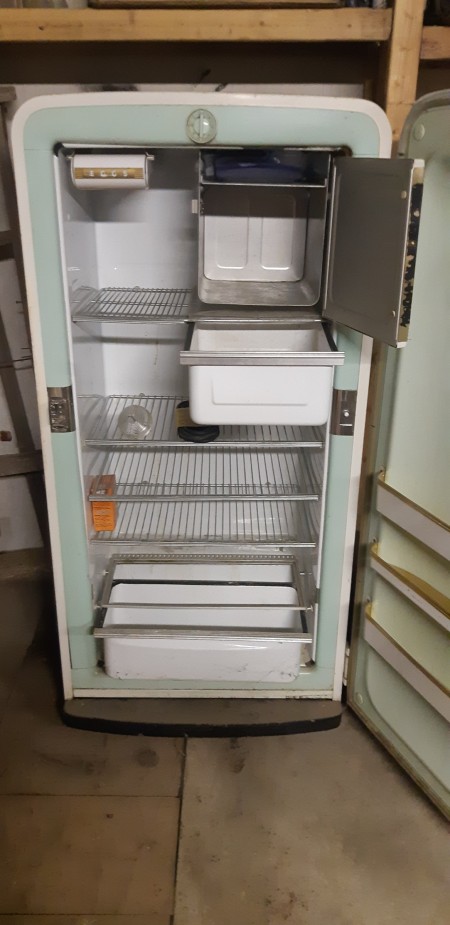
(61, 697, 342, 738)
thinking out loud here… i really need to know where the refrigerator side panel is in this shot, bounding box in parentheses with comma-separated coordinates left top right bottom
(12, 141, 93, 699)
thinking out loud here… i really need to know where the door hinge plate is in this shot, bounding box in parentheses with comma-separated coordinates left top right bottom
(343, 645, 350, 686)
(330, 389, 357, 436)
(48, 386, 75, 433)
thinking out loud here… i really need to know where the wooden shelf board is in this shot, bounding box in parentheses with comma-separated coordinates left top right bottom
(0, 451, 43, 479)
(90, 1, 343, 6)
(421, 26, 450, 61)
(0, 8, 392, 44)
(0, 85, 15, 103)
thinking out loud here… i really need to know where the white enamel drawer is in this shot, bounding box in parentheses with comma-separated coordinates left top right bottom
(180, 322, 344, 426)
(95, 558, 313, 683)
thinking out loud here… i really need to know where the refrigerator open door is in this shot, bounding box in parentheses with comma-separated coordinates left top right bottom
(347, 93, 450, 819)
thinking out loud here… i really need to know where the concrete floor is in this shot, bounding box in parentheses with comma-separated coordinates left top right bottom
(0, 578, 449, 924)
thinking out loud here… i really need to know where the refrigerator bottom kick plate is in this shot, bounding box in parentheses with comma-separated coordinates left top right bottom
(61, 696, 342, 737)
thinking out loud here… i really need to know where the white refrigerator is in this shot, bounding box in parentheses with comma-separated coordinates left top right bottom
(12, 89, 449, 817)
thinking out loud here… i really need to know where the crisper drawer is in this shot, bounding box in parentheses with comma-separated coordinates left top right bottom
(180, 322, 344, 426)
(94, 557, 314, 683)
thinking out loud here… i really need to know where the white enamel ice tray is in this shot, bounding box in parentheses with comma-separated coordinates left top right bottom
(181, 322, 344, 426)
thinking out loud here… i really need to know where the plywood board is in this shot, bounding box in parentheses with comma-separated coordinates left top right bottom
(0, 8, 392, 43)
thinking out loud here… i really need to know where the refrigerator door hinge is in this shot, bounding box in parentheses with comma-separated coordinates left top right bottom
(330, 389, 357, 436)
(343, 645, 351, 686)
(48, 386, 76, 433)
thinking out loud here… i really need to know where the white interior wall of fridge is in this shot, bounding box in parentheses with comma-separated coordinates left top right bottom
(54, 145, 334, 680)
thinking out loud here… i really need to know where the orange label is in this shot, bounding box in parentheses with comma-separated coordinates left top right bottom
(91, 474, 117, 532)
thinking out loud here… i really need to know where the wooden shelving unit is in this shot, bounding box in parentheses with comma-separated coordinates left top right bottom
(421, 26, 450, 61)
(0, 5, 446, 138)
(0, 7, 391, 44)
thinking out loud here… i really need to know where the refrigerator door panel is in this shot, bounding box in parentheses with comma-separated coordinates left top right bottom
(348, 93, 450, 818)
(324, 157, 423, 347)
(353, 647, 450, 812)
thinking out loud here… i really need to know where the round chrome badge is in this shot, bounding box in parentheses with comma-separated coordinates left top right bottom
(186, 109, 217, 145)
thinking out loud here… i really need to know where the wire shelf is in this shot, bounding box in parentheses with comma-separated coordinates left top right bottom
(81, 395, 326, 450)
(91, 499, 319, 547)
(72, 286, 192, 323)
(88, 446, 322, 502)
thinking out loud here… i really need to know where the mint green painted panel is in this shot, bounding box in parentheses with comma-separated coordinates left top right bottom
(22, 148, 95, 671)
(353, 648, 450, 814)
(349, 93, 450, 813)
(52, 435, 95, 670)
(24, 102, 381, 155)
(310, 326, 362, 669)
(334, 327, 362, 390)
(25, 150, 72, 385)
(315, 438, 355, 669)
(400, 92, 450, 162)
(383, 156, 450, 521)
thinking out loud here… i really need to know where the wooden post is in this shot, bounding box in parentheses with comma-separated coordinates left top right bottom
(379, 0, 426, 146)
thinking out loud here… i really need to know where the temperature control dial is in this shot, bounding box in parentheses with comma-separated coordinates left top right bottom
(186, 109, 217, 145)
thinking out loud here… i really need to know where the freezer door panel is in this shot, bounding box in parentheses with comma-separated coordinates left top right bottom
(324, 157, 423, 347)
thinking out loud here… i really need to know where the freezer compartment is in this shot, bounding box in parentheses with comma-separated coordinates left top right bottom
(198, 151, 329, 307)
(95, 556, 314, 682)
(181, 323, 344, 425)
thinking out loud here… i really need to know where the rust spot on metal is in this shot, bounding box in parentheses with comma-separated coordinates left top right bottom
(400, 180, 423, 331)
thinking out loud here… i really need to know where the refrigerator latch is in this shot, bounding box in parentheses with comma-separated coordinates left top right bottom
(48, 386, 75, 433)
(330, 389, 357, 436)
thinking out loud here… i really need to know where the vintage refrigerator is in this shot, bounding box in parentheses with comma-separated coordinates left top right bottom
(11, 90, 449, 816)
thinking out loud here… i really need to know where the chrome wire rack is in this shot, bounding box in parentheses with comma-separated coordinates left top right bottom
(91, 499, 320, 547)
(72, 286, 192, 323)
(87, 445, 323, 502)
(80, 395, 326, 450)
